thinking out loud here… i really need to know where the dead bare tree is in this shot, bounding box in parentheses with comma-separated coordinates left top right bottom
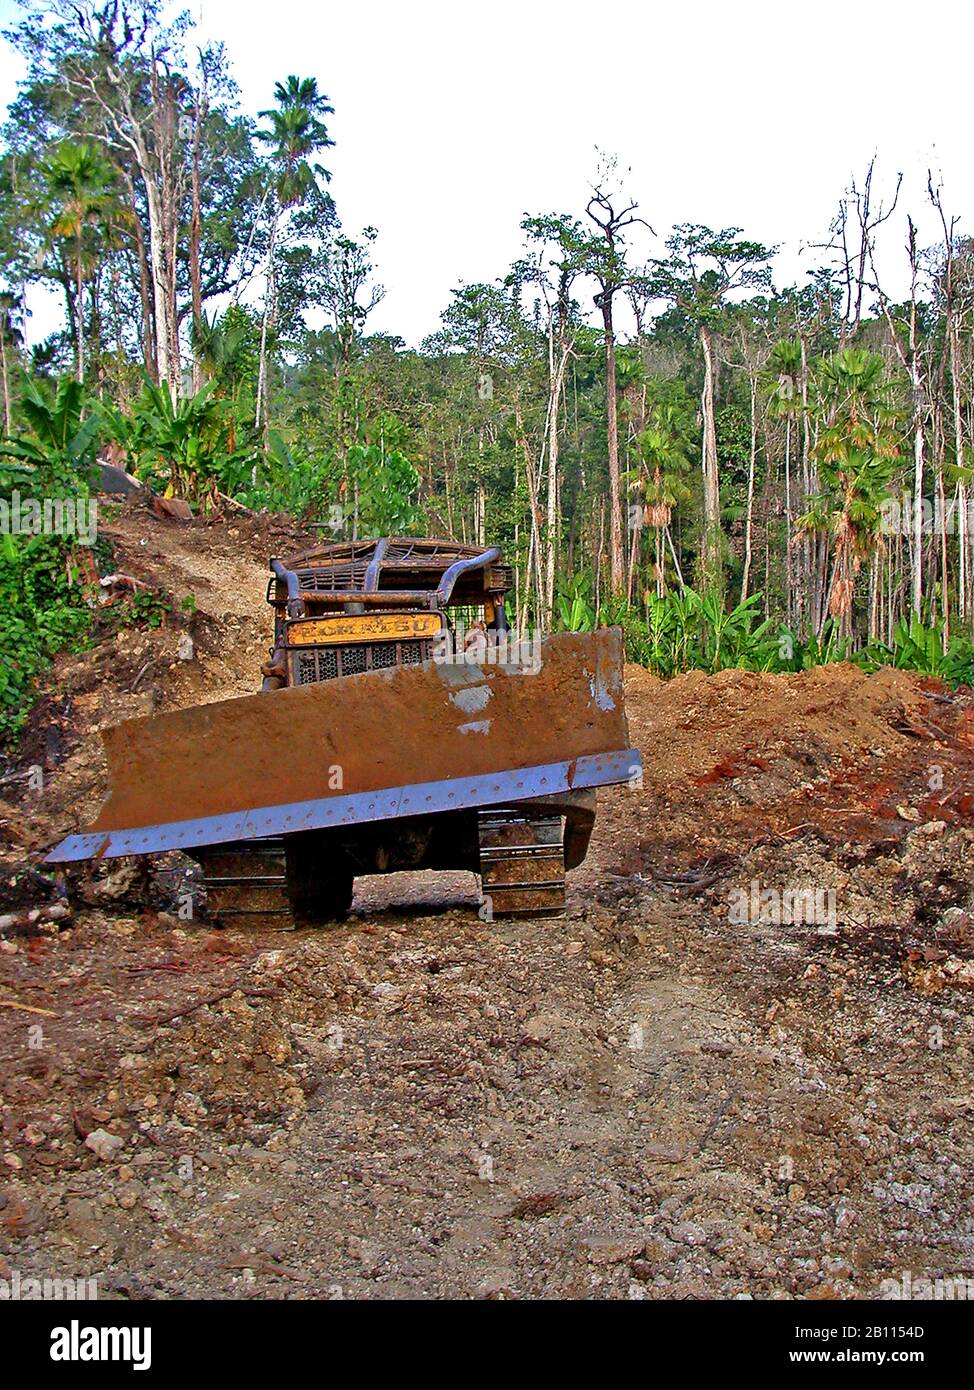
(813, 156, 903, 341)
(929, 174, 974, 628)
(585, 163, 653, 595)
(869, 218, 928, 620)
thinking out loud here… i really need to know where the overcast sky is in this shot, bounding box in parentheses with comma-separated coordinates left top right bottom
(0, 0, 971, 346)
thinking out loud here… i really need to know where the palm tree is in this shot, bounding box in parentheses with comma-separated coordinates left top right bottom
(815, 348, 897, 454)
(765, 337, 803, 521)
(765, 337, 804, 623)
(799, 349, 901, 639)
(190, 308, 257, 451)
(629, 406, 692, 599)
(44, 142, 118, 383)
(253, 77, 334, 444)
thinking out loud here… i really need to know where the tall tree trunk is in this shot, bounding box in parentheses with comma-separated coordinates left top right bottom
(665, 524, 685, 590)
(141, 170, 171, 390)
(255, 209, 279, 448)
(65, 51, 174, 388)
(600, 295, 624, 594)
(153, 74, 182, 395)
(868, 553, 879, 641)
(950, 323, 968, 622)
(127, 176, 156, 378)
(545, 389, 559, 623)
(189, 106, 204, 394)
(627, 512, 641, 602)
(515, 400, 544, 625)
(799, 333, 816, 633)
(911, 389, 925, 619)
(513, 444, 521, 634)
(741, 372, 757, 602)
(699, 323, 721, 588)
(877, 221, 926, 621)
(74, 233, 84, 383)
(543, 309, 571, 625)
(783, 417, 792, 623)
(0, 329, 10, 436)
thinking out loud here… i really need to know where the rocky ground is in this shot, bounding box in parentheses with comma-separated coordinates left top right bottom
(1, 500, 973, 1300)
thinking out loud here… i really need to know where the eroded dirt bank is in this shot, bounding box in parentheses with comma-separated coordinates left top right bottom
(1, 503, 972, 1299)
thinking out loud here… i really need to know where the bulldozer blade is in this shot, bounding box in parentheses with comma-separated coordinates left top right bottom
(47, 630, 640, 864)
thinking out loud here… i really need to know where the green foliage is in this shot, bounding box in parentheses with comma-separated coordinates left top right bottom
(192, 306, 260, 401)
(346, 434, 422, 535)
(109, 586, 196, 632)
(116, 587, 172, 630)
(777, 619, 851, 671)
(104, 379, 257, 501)
(0, 374, 103, 744)
(764, 337, 803, 419)
(590, 592, 974, 688)
(256, 431, 336, 518)
(649, 225, 776, 328)
(0, 374, 102, 484)
(628, 404, 694, 517)
(860, 617, 974, 685)
(0, 531, 93, 744)
(580, 586, 780, 676)
(257, 76, 334, 210)
(554, 573, 597, 632)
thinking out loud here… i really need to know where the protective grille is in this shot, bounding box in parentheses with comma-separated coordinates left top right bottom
(371, 643, 397, 669)
(292, 639, 433, 684)
(344, 645, 367, 675)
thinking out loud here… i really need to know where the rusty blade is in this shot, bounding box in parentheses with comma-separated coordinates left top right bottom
(48, 632, 633, 858)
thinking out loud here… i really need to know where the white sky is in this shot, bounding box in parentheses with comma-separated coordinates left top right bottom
(1, 0, 971, 347)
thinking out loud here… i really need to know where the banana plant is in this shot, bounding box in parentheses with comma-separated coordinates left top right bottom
(0, 374, 101, 491)
(555, 573, 596, 632)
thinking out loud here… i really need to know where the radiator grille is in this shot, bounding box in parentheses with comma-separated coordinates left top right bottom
(293, 639, 434, 684)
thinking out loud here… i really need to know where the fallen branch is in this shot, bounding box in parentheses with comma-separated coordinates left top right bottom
(0, 903, 71, 935)
(99, 573, 149, 594)
(132, 984, 278, 1026)
(694, 1092, 736, 1157)
(0, 999, 56, 1017)
(217, 491, 254, 515)
(222, 1255, 306, 1280)
(130, 659, 157, 692)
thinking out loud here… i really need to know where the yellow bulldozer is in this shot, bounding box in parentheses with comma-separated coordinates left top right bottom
(48, 537, 640, 927)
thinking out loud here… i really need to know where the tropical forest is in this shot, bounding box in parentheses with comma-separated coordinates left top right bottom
(2, 0, 974, 744)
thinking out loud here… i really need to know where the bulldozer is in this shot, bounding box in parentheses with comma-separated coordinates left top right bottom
(48, 537, 641, 927)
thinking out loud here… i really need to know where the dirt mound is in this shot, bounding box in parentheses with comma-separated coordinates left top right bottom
(1, 501, 314, 854)
(604, 661, 974, 881)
